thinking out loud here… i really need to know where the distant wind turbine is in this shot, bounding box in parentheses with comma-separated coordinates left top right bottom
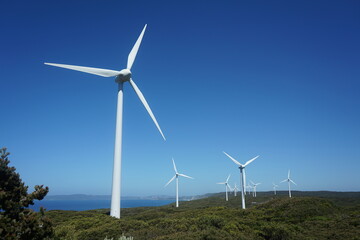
(280, 170, 297, 198)
(223, 152, 259, 209)
(165, 158, 193, 207)
(44, 25, 165, 219)
(247, 184, 252, 195)
(250, 181, 261, 197)
(217, 174, 231, 201)
(233, 183, 239, 197)
(272, 183, 279, 195)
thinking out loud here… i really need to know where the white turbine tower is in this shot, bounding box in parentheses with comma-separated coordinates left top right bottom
(165, 158, 193, 207)
(280, 170, 297, 198)
(223, 152, 259, 209)
(217, 174, 231, 201)
(272, 183, 279, 195)
(250, 181, 261, 197)
(44, 25, 165, 218)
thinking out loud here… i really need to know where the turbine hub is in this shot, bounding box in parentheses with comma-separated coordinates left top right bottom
(115, 69, 132, 83)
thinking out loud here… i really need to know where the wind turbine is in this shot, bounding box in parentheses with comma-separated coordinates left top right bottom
(280, 170, 297, 198)
(223, 152, 259, 209)
(233, 183, 239, 197)
(272, 183, 279, 195)
(44, 25, 165, 219)
(217, 174, 231, 201)
(250, 181, 261, 197)
(165, 158, 193, 207)
(247, 184, 252, 195)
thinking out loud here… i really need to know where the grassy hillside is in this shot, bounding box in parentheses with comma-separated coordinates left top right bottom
(46, 192, 360, 240)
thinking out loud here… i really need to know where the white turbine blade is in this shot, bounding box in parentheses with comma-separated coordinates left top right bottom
(223, 151, 242, 166)
(250, 180, 255, 185)
(172, 158, 178, 173)
(44, 63, 120, 77)
(280, 179, 287, 183)
(178, 173, 194, 179)
(129, 78, 166, 140)
(226, 174, 231, 183)
(244, 155, 259, 167)
(288, 170, 291, 179)
(217, 182, 226, 185)
(290, 179, 297, 185)
(127, 24, 147, 70)
(164, 175, 176, 187)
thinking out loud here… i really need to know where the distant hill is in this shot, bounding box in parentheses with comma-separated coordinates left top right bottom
(44, 193, 213, 201)
(46, 191, 360, 239)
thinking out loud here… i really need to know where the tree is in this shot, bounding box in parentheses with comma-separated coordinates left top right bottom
(0, 147, 53, 239)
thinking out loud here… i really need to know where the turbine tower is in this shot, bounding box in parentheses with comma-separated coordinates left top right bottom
(280, 170, 297, 198)
(223, 152, 259, 209)
(272, 183, 279, 195)
(250, 181, 261, 197)
(44, 25, 165, 218)
(217, 174, 231, 201)
(165, 158, 193, 207)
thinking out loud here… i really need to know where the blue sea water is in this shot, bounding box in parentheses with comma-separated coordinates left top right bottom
(29, 199, 175, 211)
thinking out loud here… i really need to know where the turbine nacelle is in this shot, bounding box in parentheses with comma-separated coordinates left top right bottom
(115, 69, 132, 83)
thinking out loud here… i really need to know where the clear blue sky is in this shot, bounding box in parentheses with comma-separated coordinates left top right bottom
(1, 0, 359, 197)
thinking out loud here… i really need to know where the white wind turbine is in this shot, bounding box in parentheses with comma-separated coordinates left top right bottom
(272, 183, 279, 195)
(280, 170, 297, 198)
(250, 181, 261, 197)
(165, 158, 194, 208)
(233, 183, 239, 197)
(44, 25, 165, 219)
(223, 152, 259, 209)
(217, 174, 231, 201)
(247, 184, 252, 195)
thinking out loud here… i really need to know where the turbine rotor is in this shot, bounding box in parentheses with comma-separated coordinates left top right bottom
(115, 69, 132, 83)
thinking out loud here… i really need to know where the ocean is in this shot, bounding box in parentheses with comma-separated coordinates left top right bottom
(29, 199, 175, 211)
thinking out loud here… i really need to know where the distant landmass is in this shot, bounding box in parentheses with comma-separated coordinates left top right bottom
(44, 193, 212, 201)
(45, 191, 359, 201)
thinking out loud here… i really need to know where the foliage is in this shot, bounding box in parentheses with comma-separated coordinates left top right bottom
(0, 147, 53, 240)
(45, 192, 360, 240)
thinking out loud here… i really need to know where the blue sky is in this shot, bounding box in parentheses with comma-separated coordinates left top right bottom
(1, 0, 359, 197)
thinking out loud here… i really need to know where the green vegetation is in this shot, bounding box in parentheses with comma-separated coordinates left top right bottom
(1, 147, 358, 239)
(46, 192, 360, 240)
(0, 148, 53, 239)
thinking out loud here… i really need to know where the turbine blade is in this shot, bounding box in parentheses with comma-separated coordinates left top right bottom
(44, 63, 120, 77)
(164, 175, 176, 187)
(129, 78, 166, 140)
(178, 173, 193, 179)
(288, 170, 290, 179)
(244, 155, 259, 167)
(127, 24, 147, 70)
(223, 151, 242, 166)
(250, 180, 255, 185)
(280, 179, 287, 183)
(172, 158, 178, 173)
(290, 179, 297, 185)
(217, 182, 226, 184)
(226, 174, 231, 183)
